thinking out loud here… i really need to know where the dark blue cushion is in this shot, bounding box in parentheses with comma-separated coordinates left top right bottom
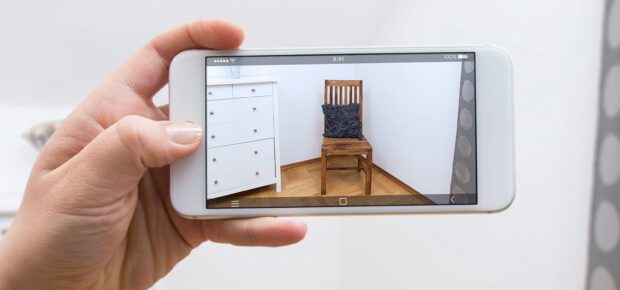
(322, 103, 363, 138)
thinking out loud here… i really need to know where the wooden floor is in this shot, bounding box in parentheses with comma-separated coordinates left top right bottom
(224, 155, 424, 199)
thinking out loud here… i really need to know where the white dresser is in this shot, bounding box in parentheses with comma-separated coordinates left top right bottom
(205, 77, 281, 199)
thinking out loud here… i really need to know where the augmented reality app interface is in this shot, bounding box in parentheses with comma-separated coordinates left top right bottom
(205, 53, 477, 208)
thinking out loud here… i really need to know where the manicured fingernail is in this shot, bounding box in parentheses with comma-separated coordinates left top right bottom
(165, 122, 202, 145)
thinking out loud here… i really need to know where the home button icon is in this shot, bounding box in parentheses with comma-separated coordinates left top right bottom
(339, 197, 348, 206)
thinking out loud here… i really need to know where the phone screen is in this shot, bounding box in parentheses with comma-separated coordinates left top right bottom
(205, 52, 476, 208)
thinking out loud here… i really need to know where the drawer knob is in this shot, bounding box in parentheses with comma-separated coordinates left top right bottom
(253, 129, 257, 133)
(209, 111, 214, 115)
(211, 135, 216, 139)
(255, 171, 260, 176)
(251, 88, 256, 93)
(212, 158, 217, 162)
(214, 180, 218, 185)
(252, 107, 257, 111)
(208, 91, 213, 95)
(254, 150, 258, 155)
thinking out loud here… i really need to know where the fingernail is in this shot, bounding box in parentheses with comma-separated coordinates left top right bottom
(165, 122, 202, 145)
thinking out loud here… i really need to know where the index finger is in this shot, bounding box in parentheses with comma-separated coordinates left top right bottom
(111, 19, 244, 99)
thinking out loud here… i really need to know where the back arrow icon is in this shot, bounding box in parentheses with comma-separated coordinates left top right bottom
(450, 196, 456, 203)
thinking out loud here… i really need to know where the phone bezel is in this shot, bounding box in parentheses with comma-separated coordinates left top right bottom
(169, 46, 514, 218)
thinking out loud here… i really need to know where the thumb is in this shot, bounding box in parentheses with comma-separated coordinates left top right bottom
(60, 115, 201, 202)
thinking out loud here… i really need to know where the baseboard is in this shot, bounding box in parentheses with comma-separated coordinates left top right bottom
(281, 157, 322, 169)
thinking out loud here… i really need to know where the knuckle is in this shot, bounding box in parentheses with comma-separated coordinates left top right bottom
(115, 115, 170, 168)
(115, 115, 147, 149)
(245, 223, 258, 245)
(115, 115, 148, 168)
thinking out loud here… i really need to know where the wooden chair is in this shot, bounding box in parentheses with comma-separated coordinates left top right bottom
(321, 80, 373, 195)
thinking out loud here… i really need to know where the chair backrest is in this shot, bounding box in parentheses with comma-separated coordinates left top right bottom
(324, 80, 364, 129)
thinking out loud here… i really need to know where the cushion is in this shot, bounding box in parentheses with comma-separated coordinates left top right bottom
(322, 103, 363, 138)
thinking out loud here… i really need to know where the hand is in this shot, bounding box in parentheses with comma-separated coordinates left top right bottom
(0, 19, 307, 290)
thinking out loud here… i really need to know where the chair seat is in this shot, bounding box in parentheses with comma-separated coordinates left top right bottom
(322, 136, 372, 155)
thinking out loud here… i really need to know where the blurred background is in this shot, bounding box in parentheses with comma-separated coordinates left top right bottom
(0, 0, 606, 289)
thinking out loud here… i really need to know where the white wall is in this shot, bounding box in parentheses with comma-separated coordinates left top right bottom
(357, 62, 461, 196)
(0, 0, 395, 107)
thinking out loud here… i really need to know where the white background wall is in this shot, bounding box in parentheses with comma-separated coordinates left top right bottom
(0, 0, 604, 289)
(358, 62, 461, 196)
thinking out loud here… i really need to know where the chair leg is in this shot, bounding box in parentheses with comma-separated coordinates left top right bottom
(365, 151, 372, 195)
(321, 149, 327, 195)
(357, 155, 362, 172)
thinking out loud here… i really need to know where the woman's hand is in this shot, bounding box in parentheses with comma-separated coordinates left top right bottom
(0, 19, 306, 290)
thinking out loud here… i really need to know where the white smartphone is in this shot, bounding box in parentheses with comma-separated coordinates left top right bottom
(169, 46, 514, 219)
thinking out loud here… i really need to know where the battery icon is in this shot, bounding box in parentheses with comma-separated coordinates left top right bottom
(457, 54, 468, 60)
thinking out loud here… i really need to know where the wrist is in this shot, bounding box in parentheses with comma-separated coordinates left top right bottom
(0, 225, 49, 289)
(0, 218, 104, 290)
(0, 239, 20, 290)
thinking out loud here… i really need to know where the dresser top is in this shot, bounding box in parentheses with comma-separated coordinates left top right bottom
(207, 76, 279, 86)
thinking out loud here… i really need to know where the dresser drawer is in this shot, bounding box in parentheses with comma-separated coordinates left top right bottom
(206, 85, 233, 100)
(208, 159, 276, 195)
(233, 82, 273, 98)
(206, 118, 274, 148)
(207, 139, 275, 172)
(207, 96, 273, 124)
